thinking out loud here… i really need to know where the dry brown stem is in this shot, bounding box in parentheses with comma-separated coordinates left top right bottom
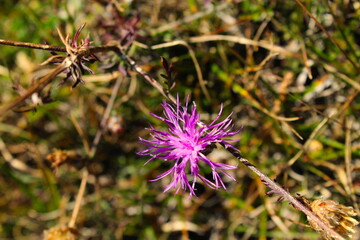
(226, 146, 347, 240)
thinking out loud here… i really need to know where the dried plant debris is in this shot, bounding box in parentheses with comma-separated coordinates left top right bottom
(46, 149, 86, 170)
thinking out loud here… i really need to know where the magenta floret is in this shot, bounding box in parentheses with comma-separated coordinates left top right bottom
(138, 97, 239, 197)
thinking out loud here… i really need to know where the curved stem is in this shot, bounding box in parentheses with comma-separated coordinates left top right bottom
(113, 46, 176, 104)
(226, 146, 346, 240)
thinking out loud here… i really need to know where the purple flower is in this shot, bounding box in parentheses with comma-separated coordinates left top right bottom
(138, 97, 240, 197)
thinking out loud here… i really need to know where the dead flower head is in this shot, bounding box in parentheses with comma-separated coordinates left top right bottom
(43, 23, 98, 88)
(298, 196, 359, 240)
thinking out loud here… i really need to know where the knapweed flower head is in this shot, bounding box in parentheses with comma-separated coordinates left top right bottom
(138, 96, 240, 197)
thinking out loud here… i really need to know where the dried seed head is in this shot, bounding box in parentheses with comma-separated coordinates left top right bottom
(53, 24, 97, 88)
(304, 198, 359, 240)
(43, 224, 77, 240)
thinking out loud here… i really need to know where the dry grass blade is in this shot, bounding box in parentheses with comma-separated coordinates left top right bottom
(68, 169, 88, 229)
(188, 35, 300, 58)
(300, 40, 312, 79)
(70, 113, 90, 154)
(345, 119, 359, 215)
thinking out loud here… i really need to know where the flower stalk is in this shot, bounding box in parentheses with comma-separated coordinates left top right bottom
(226, 146, 347, 240)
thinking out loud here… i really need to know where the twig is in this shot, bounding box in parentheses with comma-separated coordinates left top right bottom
(323, 63, 360, 91)
(226, 146, 347, 240)
(0, 39, 66, 52)
(232, 83, 300, 122)
(136, 34, 299, 59)
(114, 46, 176, 104)
(0, 39, 118, 55)
(321, 0, 359, 61)
(0, 60, 70, 119)
(300, 40, 312, 79)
